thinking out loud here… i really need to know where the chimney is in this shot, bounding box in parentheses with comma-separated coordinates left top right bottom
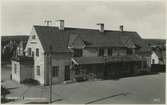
(120, 25, 124, 32)
(57, 20, 64, 30)
(97, 23, 104, 32)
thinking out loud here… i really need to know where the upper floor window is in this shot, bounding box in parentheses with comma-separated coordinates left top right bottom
(32, 35, 36, 39)
(36, 48, 39, 56)
(36, 66, 40, 76)
(73, 49, 82, 57)
(98, 48, 104, 56)
(127, 49, 133, 55)
(108, 48, 113, 56)
(32, 51, 34, 57)
(28, 48, 31, 56)
(52, 66, 59, 77)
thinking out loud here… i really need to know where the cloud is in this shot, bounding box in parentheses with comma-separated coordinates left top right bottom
(1, 1, 166, 39)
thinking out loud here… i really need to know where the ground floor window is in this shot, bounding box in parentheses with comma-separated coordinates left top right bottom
(143, 61, 147, 68)
(52, 66, 59, 77)
(36, 66, 40, 76)
(75, 66, 80, 75)
(14, 64, 17, 74)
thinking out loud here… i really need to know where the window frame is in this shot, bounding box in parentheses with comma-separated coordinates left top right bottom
(28, 48, 31, 56)
(98, 48, 104, 56)
(127, 48, 133, 55)
(52, 66, 59, 77)
(14, 64, 17, 74)
(73, 49, 83, 57)
(32, 35, 36, 39)
(107, 48, 113, 56)
(36, 66, 40, 76)
(152, 59, 155, 64)
(36, 48, 39, 57)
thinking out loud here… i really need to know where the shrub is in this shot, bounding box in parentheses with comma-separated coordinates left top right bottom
(21, 78, 40, 86)
(1, 86, 10, 103)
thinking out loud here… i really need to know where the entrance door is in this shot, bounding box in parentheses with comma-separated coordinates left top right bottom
(64, 65, 70, 81)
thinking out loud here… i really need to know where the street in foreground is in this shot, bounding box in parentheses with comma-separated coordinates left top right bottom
(2, 72, 165, 104)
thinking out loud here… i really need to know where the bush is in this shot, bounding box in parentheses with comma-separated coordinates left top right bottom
(75, 77, 87, 82)
(1, 86, 10, 103)
(21, 79, 40, 86)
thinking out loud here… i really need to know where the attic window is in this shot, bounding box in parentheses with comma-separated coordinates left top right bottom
(73, 49, 83, 57)
(32, 35, 36, 39)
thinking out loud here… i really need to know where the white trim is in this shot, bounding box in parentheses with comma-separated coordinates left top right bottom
(71, 58, 79, 65)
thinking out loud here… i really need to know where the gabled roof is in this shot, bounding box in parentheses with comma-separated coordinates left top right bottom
(33, 25, 151, 53)
(34, 26, 70, 53)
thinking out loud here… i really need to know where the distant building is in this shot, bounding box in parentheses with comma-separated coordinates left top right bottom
(11, 21, 152, 85)
(145, 39, 166, 65)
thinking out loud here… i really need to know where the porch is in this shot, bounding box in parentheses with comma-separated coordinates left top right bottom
(71, 55, 147, 80)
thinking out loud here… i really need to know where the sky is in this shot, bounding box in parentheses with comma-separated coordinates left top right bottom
(1, 0, 166, 39)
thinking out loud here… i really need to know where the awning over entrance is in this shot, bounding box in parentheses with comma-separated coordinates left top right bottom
(72, 55, 145, 65)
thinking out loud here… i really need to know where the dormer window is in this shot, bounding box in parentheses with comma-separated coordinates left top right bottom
(32, 35, 36, 39)
(127, 48, 133, 55)
(73, 49, 82, 57)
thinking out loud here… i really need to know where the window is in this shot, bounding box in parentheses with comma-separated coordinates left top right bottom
(127, 49, 133, 55)
(108, 48, 113, 56)
(36, 48, 39, 56)
(144, 61, 147, 68)
(98, 48, 104, 56)
(75, 66, 80, 75)
(65, 65, 70, 71)
(32, 35, 36, 39)
(14, 64, 17, 74)
(37, 66, 40, 76)
(28, 48, 31, 56)
(52, 66, 59, 77)
(152, 59, 155, 64)
(32, 51, 34, 57)
(73, 49, 83, 57)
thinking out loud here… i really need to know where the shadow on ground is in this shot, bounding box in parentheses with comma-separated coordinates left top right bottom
(25, 99, 63, 104)
(85, 92, 130, 104)
(1, 99, 16, 104)
(102, 72, 161, 80)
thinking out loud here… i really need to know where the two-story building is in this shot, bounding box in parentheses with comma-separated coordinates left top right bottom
(11, 20, 151, 85)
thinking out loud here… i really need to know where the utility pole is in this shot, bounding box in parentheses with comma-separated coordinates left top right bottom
(44, 20, 53, 103)
(49, 45, 53, 104)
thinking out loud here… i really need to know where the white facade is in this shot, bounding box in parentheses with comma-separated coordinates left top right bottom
(151, 51, 159, 64)
(24, 27, 72, 85)
(11, 60, 33, 83)
(12, 61, 21, 82)
(25, 27, 46, 85)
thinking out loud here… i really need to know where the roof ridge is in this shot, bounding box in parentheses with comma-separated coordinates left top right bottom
(33, 25, 136, 33)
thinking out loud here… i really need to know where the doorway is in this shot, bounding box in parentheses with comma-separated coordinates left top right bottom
(64, 65, 70, 81)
